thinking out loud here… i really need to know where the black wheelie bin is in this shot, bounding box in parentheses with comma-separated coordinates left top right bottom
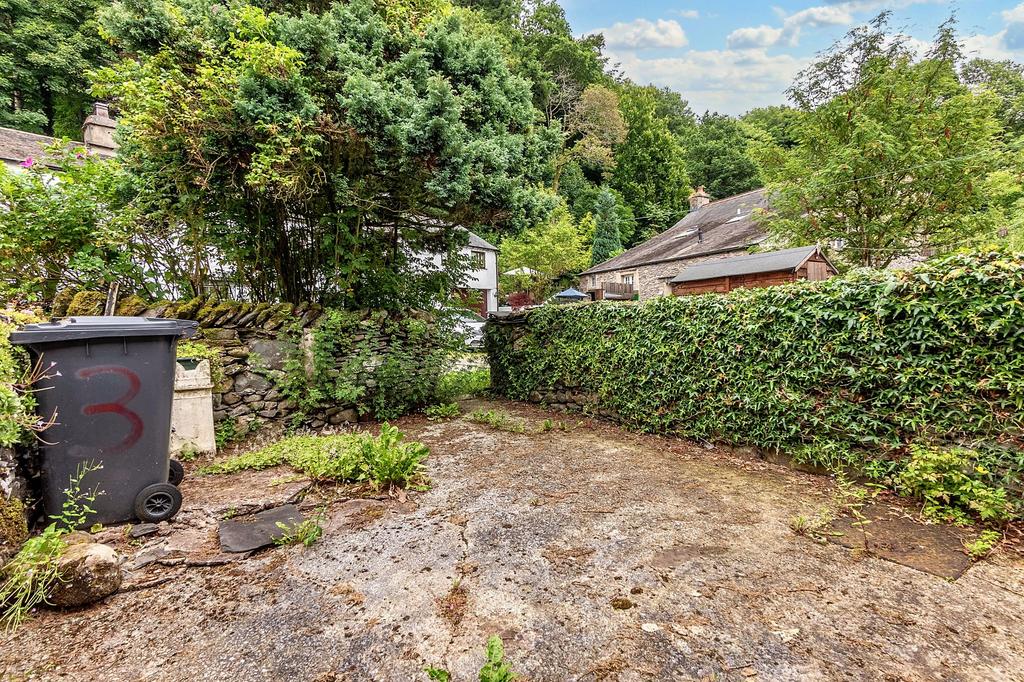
(11, 316, 198, 526)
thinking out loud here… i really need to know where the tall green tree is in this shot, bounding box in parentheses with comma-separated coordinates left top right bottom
(94, 0, 559, 307)
(961, 58, 1024, 136)
(765, 14, 1005, 268)
(612, 86, 690, 243)
(552, 84, 626, 190)
(645, 85, 696, 137)
(681, 112, 761, 200)
(0, 0, 114, 135)
(590, 188, 622, 266)
(741, 106, 804, 149)
(499, 200, 592, 299)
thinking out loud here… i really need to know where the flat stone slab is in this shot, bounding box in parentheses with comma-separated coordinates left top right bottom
(129, 523, 161, 539)
(829, 502, 972, 579)
(219, 505, 304, 553)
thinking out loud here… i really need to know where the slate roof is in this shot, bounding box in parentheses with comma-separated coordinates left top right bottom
(669, 245, 823, 283)
(0, 126, 62, 166)
(467, 231, 498, 251)
(580, 188, 769, 276)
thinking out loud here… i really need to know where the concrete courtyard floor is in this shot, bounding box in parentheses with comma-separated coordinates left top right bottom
(3, 399, 1023, 681)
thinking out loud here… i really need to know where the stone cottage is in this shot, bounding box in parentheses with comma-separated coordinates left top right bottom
(579, 187, 771, 301)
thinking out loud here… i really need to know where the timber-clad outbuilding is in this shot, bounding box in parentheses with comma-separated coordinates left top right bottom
(669, 245, 837, 296)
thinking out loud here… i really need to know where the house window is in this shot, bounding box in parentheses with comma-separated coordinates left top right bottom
(589, 275, 597, 288)
(470, 250, 486, 269)
(620, 273, 635, 287)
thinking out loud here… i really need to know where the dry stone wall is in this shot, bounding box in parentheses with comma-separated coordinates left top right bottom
(56, 293, 442, 428)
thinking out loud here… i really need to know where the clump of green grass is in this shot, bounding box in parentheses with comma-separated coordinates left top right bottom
(202, 424, 429, 491)
(424, 402, 461, 421)
(469, 409, 577, 435)
(469, 409, 527, 433)
(274, 512, 324, 548)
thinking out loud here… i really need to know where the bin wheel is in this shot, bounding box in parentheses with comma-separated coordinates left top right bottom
(168, 459, 185, 487)
(134, 483, 182, 523)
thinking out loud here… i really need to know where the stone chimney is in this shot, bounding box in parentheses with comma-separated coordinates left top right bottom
(82, 102, 118, 158)
(688, 185, 712, 211)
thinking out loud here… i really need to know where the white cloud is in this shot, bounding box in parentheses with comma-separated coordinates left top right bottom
(960, 2, 1024, 58)
(601, 18, 689, 50)
(1002, 3, 1024, 24)
(726, 25, 785, 49)
(607, 47, 807, 115)
(785, 5, 854, 30)
(726, 0, 932, 50)
(962, 31, 1014, 61)
(676, 10, 700, 20)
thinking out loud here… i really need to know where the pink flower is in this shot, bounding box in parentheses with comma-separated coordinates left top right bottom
(19, 156, 34, 168)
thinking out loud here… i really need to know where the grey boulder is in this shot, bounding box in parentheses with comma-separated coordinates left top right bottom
(49, 542, 123, 608)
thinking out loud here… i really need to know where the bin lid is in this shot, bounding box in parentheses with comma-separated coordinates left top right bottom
(9, 316, 199, 345)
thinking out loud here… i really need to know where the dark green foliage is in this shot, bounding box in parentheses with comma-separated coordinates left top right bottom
(278, 309, 454, 423)
(590, 189, 622, 266)
(612, 87, 690, 241)
(437, 367, 490, 401)
(0, 0, 114, 135)
(741, 106, 804, 149)
(961, 58, 1024, 135)
(681, 113, 762, 200)
(96, 0, 559, 306)
(487, 251, 1024, 517)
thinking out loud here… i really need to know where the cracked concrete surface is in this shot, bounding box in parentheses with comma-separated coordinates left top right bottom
(3, 399, 1023, 681)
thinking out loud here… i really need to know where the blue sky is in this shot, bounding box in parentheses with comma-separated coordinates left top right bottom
(560, 1, 1024, 115)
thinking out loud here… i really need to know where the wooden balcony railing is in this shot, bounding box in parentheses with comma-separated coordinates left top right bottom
(600, 282, 634, 296)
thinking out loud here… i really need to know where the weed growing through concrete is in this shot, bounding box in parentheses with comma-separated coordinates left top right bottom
(469, 409, 576, 435)
(963, 529, 1003, 560)
(469, 409, 527, 433)
(274, 511, 325, 548)
(425, 635, 518, 682)
(788, 510, 836, 544)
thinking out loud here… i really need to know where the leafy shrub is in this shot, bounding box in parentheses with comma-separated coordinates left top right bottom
(0, 313, 47, 447)
(177, 340, 225, 386)
(963, 529, 1002, 559)
(424, 402, 461, 420)
(488, 250, 1024, 517)
(202, 425, 428, 490)
(356, 424, 430, 491)
(437, 367, 490, 401)
(898, 445, 1014, 523)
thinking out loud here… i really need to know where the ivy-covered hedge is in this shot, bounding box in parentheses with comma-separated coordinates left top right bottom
(488, 251, 1023, 508)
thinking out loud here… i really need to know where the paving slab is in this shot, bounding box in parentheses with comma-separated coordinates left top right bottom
(219, 504, 304, 553)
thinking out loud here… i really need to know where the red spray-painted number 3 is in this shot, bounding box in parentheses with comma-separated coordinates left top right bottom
(76, 365, 144, 452)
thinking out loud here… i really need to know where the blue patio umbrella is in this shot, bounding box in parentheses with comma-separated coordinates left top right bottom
(552, 287, 589, 303)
